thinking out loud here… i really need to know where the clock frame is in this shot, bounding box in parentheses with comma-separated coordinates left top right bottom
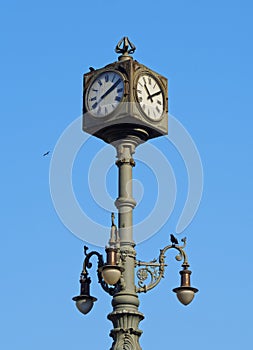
(83, 58, 168, 144)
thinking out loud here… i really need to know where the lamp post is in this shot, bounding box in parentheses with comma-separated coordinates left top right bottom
(72, 38, 198, 350)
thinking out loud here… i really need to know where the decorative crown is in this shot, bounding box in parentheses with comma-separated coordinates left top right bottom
(115, 37, 136, 59)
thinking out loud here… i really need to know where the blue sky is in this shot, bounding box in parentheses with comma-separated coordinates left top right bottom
(1, 1, 253, 349)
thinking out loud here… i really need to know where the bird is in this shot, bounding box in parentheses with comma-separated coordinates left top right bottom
(170, 234, 179, 245)
(89, 67, 95, 72)
(43, 151, 50, 157)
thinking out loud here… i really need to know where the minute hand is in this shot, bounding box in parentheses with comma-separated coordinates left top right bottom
(100, 79, 121, 100)
(147, 90, 162, 100)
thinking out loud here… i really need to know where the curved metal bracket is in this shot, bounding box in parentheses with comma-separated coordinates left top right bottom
(82, 246, 121, 296)
(136, 237, 189, 293)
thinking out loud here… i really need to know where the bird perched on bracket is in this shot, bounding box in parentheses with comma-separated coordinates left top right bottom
(170, 234, 179, 245)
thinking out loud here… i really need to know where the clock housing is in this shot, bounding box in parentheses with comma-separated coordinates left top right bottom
(83, 58, 168, 144)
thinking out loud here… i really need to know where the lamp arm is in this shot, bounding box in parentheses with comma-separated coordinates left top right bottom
(82, 246, 121, 296)
(82, 246, 104, 273)
(135, 238, 189, 293)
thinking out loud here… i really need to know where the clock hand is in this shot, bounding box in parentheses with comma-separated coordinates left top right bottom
(147, 90, 162, 100)
(91, 78, 121, 110)
(144, 84, 153, 103)
(100, 78, 122, 101)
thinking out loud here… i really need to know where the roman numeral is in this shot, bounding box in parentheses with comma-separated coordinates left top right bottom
(105, 74, 109, 82)
(148, 77, 151, 85)
(92, 88, 98, 92)
(157, 100, 162, 105)
(143, 77, 147, 84)
(156, 106, 160, 113)
(105, 106, 108, 114)
(115, 96, 121, 102)
(92, 102, 98, 109)
(138, 81, 143, 87)
(117, 88, 123, 93)
(137, 89, 142, 94)
(89, 96, 97, 101)
(138, 97, 143, 102)
(97, 79, 102, 86)
(112, 74, 116, 82)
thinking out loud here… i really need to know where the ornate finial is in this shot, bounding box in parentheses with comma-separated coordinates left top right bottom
(109, 213, 120, 248)
(84, 245, 89, 256)
(111, 212, 115, 227)
(115, 37, 136, 60)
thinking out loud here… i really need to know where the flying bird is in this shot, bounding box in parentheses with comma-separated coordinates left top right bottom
(43, 151, 50, 157)
(170, 234, 179, 245)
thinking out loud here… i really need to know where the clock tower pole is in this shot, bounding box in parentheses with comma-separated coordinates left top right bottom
(108, 136, 144, 350)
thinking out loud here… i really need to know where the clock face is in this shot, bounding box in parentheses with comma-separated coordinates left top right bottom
(86, 71, 124, 117)
(136, 74, 164, 121)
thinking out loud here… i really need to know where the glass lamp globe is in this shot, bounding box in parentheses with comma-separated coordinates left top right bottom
(101, 265, 122, 285)
(173, 286, 198, 306)
(72, 295, 97, 315)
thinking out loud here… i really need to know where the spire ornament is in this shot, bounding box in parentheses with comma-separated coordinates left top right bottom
(115, 37, 136, 60)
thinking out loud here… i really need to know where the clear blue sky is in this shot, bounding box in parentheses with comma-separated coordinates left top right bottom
(1, 1, 252, 349)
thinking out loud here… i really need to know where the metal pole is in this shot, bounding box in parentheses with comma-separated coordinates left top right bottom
(108, 136, 144, 350)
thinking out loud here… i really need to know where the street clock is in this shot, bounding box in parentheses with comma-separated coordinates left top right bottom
(82, 37, 168, 144)
(74, 38, 198, 350)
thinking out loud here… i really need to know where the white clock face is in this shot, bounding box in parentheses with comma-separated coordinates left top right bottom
(86, 71, 124, 117)
(136, 74, 164, 121)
